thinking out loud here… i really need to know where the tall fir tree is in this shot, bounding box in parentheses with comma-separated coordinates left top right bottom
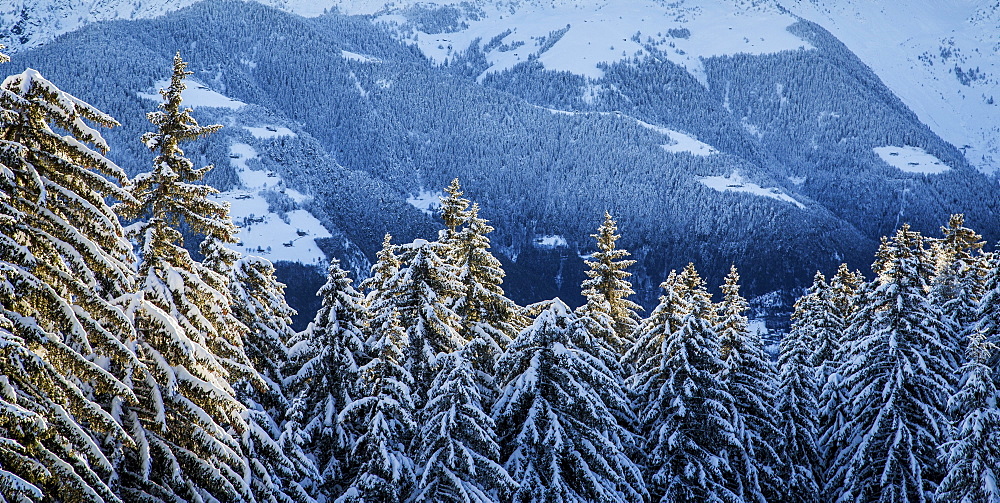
(978, 252, 1000, 371)
(449, 203, 526, 407)
(413, 349, 515, 503)
(935, 333, 1000, 503)
(117, 53, 278, 502)
(0, 59, 141, 502)
(338, 310, 416, 503)
(392, 239, 465, 406)
(494, 300, 645, 503)
(716, 265, 780, 503)
(831, 225, 952, 503)
(438, 178, 472, 250)
(776, 285, 825, 503)
(360, 233, 401, 344)
(577, 212, 641, 353)
(284, 259, 368, 500)
(625, 270, 686, 401)
(929, 214, 986, 372)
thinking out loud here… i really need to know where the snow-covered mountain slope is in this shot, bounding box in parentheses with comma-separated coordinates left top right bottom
(783, 0, 999, 173)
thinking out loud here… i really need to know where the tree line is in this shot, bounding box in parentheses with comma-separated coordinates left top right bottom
(1, 50, 998, 503)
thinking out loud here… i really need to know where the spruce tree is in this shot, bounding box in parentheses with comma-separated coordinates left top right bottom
(117, 53, 270, 502)
(935, 333, 1000, 503)
(639, 264, 742, 503)
(832, 225, 952, 503)
(393, 239, 464, 406)
(494, 300, 644, 503)
(338, 311, 416, 503)
(413, 349, 515, 503)
(716, 265, 780, 503)
(625, 270, 686, 403)
(360, 233, 401, 344)
(284, 259, 368, 500)
(438, 178, 471, 248)
(978, 253, 1000, 370)
(929, 214, 986, 371)
(578, 212, 641, 352)
(0, 60, 139, 502)
(449, 203, 526, 408)
(776, 287, 824, 503)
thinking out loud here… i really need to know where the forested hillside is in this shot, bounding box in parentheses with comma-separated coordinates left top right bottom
(7, 0, 998, 319)
(2, 49, 999, 502)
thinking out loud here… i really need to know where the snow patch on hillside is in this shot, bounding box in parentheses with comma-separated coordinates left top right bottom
(341, 50, 382, 63)
(213, 142, 331, 265)
(539, 108, 719, 156)
(874, 146, 950, 175)
(407, 190, 443, 216)
(534, 235, 568, 248)
(374, 0, 810, 83)
(244, 125, 296, 139)
(137, 80, 246, 109)
(699, 172, 805, 209)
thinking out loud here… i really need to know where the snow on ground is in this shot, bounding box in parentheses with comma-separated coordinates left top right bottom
(341, 50, 382, 63)
(407, 190, 443, 216)
(243, 125, 296, 139)
(376, 0, 810, 84)
(212, 142, 330, 265)
(534, 235, 568, 248)
(137, 80, 246, 109)
(539, 107, 719, 156)
(699, 172, 806, 209)
(874, 145, 950, 175)
(784, 0, 1000, 174)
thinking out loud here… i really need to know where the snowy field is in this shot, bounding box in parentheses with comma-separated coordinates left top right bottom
(699, 172, 806, 209)
(874, 145, 950, 175)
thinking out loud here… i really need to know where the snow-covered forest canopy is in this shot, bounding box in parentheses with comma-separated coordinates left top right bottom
(2, 48, 1000, 503)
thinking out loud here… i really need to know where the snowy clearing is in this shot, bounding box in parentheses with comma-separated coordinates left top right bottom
(137, 80, 245, 109)
(243, 125, 296, 139)
(341, 50, 382, 63)
(407, 190, 443, 216)
(699, 172, 805, 209)
(539, 108, 719, 156)
(874, 146, 950, 175)
(211, 142, 331, 265)
(534, 235, 568, 248)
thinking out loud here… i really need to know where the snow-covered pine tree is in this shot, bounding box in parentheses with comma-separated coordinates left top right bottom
(0, 59, 141, 502)
(978, 252, 1000, 371)
(284, 258, 368, 500)
(776, 284, 825, 503)
(494, 299, 645, 503)
(577, 212, 641, 353)
(449, 203, 525, 407)
(715, 265, 780, 503)
(338, 310, 416, 503)
(393, 239, 464, 406)
(360, 233, 401, 344)
(832, 225, 952, 503)
(625, 270, 686, 402)
(232, 255, 316, 503)
(929, 214, 986, 372)
(638, 263, 742, 503)
(413, 348, 515, 503)
(438, 178, 471, 249)
(935, 333, 1000, 503)
(117, 53, 278, 502)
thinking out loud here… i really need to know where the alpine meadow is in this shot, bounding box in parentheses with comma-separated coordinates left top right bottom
(1, 1, 999, 502)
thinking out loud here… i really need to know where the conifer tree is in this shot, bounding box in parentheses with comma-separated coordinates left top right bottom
(117, 53, 272, 502)
(625, 270, 686, 399)
(338, 311, 416, 503)
(413, 349, 515, 503)
(360, 233, 401, 343)
(578, 212, 641, 352)
(776, 285, 825, 503)
(935, 333, 1000, 503)
(393, 239, 464, 406)
(716, 265, 780, 503)
(0, 60, 140, 501)
(231, 255, 316, 503)
(929, 214, 986, 371)
(638, 264, 742, 503)
(494, 300, 644, 503)
(438, 178, 472, 247)
(831, 225, 952, 503)
(284, 258, 368, 500)
(977, 253, 1000, 369)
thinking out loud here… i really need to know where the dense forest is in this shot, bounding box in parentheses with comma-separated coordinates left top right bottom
(2, 50, 999, 503)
